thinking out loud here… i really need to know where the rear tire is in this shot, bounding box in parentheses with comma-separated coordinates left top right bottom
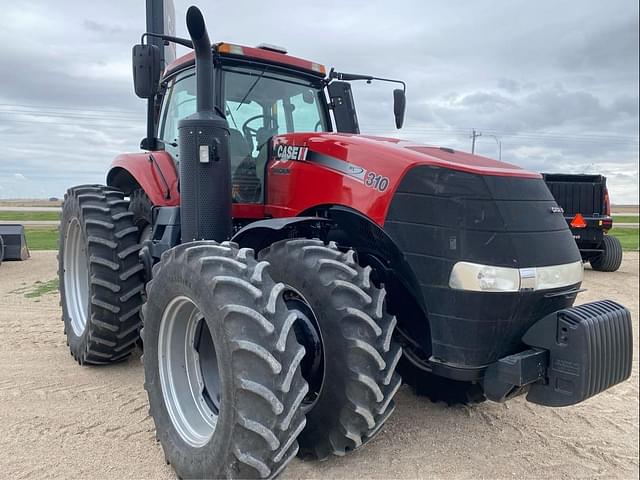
(143, 241, 308, 479)
(129, 189, 153, 243)
(590, 234, 623, 272)
(58, 185, 144, 364)
(261, 239, 402, 460)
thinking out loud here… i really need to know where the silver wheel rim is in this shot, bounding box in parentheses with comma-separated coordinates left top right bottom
(158, 296, 221, 448)
(63, 218, 89, 336)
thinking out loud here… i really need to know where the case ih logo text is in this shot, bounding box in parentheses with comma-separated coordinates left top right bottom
(275, 144, 308, 161)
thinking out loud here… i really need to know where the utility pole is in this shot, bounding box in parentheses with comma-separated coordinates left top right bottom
(486, 134, 502, 161)
(470, 129, 482, 154)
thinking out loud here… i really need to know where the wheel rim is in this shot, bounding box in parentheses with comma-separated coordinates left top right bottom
(63, 218, 89, 336)
(158, 296, 221, 448)
(282, 287, 325, 412)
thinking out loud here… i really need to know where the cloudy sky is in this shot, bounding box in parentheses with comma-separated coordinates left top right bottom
(0, 0, 638, 203)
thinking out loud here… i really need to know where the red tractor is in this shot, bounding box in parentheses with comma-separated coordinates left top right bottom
(58, 5, 633, 479)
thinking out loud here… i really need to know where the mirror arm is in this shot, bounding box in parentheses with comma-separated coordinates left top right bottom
(328, 68, 406, 93)
(141, 32, 193, 49)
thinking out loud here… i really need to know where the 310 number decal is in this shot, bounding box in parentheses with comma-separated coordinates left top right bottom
(365, 171, 390, 192)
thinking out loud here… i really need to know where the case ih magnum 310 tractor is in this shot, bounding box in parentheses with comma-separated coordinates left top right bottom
(58, 5, 633, 479)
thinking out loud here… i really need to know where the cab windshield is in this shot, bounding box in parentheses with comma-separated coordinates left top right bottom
(223, 65, 328, 203)
(158, 63, 328, 204)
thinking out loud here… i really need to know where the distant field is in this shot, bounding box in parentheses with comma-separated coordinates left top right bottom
(0, 211, 60, 221)
(613, 215, 639, 224)
(4, 211, 636, 224)
(0, 200, 61, 208)
(25, 228, 59, 250)
(20, 226, 638, 252)
(611, 205, 640, 214)
(611, 228, 639, 251)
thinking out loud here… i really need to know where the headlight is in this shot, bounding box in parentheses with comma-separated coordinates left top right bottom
(449, 261, 583, 292)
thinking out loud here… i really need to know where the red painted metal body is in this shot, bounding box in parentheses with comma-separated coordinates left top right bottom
(165, 42, 325, 77)
(110, 152, 180, 206)
(108, 133, 538, 226)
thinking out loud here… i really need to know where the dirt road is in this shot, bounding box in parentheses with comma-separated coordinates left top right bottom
(0, 252, 637, 479)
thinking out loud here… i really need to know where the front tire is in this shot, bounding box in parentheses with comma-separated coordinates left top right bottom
(58, 185, 144, 364)
(398, 353, 486, 406)
(261, 239, 402, 460)
(590, 234, 623, 272)
(143, 241, 308, 479)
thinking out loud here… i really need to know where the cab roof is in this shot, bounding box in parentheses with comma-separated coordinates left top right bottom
(165, 42, 327, 78)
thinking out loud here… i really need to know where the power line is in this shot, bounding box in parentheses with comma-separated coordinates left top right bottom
(364, 125, 640, 144)
(0, 102, 141, 117)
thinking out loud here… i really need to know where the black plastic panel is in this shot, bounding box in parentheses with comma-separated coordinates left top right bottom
(384, 165, 581, 368)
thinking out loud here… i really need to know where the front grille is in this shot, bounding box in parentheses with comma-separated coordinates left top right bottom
(383, 165, 581, 367)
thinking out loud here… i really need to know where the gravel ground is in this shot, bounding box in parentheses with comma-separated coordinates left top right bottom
(0, 251, 637, 479)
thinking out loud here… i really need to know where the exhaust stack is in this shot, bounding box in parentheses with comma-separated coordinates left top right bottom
(178, 6, 231, 242)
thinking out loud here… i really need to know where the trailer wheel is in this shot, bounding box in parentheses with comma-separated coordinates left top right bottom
(590, 234, 623, 272)
(58, 185, 144, 364)
(142, 241, 308, 479)
(260, 239, 402, 460)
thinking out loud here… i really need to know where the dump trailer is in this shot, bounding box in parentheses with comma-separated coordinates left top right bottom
(57, 4, 633, 479)
(543, 173, 622, 272)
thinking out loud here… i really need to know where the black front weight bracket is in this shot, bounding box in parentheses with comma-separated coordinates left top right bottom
(484, 300, 632, 407)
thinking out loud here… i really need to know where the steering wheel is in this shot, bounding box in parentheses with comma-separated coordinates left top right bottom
(314, 120, 323, 132)
(241, 114, 266, 149)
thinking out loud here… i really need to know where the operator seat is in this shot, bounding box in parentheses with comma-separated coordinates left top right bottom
(254, 126, 276, 186)
(229, 128, 261, 203)
(229, 129, 251, 170)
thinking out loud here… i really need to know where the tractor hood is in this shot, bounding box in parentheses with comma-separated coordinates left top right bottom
(272, 132, 540, 180)
(272, 133, 579, 373)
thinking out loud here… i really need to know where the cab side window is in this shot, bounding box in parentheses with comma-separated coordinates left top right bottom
(289, 91, 326, 132)
(159, 73, 197, 160)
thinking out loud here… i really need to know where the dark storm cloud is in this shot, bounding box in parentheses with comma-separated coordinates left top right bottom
(0, 0, 638, 202)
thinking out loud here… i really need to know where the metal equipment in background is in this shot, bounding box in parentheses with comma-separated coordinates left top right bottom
(0, 224, 30, 261)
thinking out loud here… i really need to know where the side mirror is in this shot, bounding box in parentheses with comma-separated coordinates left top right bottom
(132, 44, 161, 99)
(393, 89, 406, 129)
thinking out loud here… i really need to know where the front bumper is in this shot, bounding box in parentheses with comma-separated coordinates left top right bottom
(483, 300, 632, 406)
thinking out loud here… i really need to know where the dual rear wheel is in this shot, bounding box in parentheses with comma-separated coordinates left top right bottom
(59, 187, 401, 479)
(143, 240, 402, 477)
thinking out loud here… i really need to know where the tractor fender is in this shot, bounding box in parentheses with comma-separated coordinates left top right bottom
(234, 207, 432, 358)
(106, 152, 180, 206)
(231, 217, 333, 252)
(319, 205, 426, 312)
(234, 205, 427, 317)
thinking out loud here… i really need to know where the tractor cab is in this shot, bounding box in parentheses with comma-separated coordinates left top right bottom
(157, 46, 332, 203)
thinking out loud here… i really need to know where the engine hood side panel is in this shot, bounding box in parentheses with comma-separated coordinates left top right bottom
(267, 133, 539, 224)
